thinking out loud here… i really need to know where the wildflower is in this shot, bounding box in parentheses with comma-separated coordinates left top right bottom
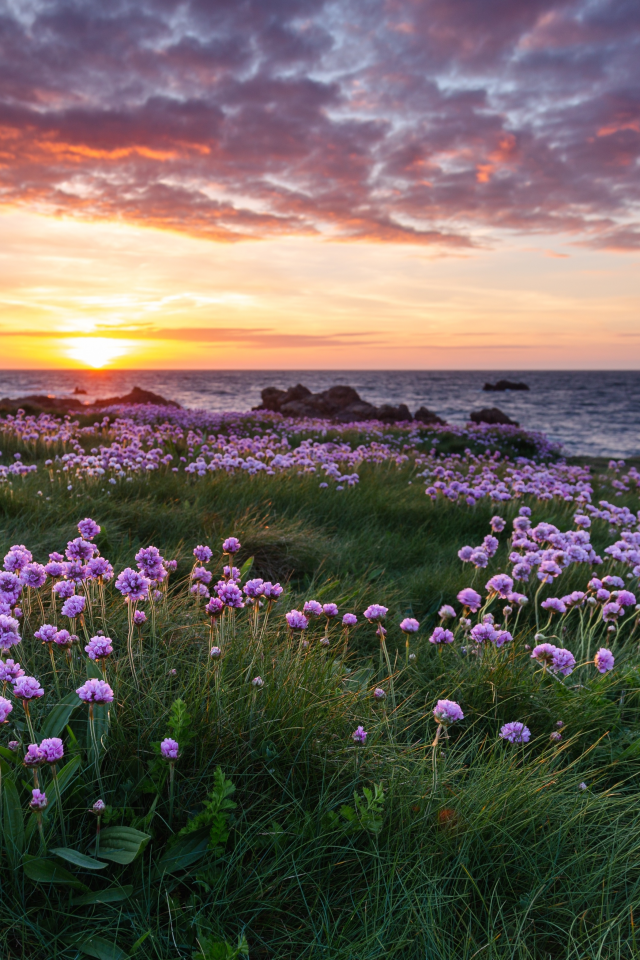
(531, 643, 557, 666)
(373, 687, 386, 700)
(165, 559, 178, 572)
(323, 603, 339, 617)
(205, 597, 224, 617)
(160, 738, 179, 759)
(19, 563, 47, 589)
(244, 578, 265, 599)
(193, 545, 213, 563)
(262, 582, 283, 600)
(7, 740, 18, 750)
(457, 588, 481, 612)
(512, 562, 531, 582)
(556, 720, 564, 728)
(490, 516, 506, 532)
(594, 648, 615, 673)
(429, 627, 454, 644)
(78, 518, 101, 540)
(115, 568, 150, 601)
(499, 722, 531, 743)
(85, 636, 113, 660)
(54, 629, 74, 648)
(552, 648, 576, 676)
(400, 617, 420, 633)
(376, 624, 387, 637)
(0, 614, 21, 650)
(135, 546, 166, 581)
(438, 605, 456, 619)
(614, 590, 636, 608)
(252, 676, 264, 687)
(286, 610, 308, 631)
(24, 744, 45, 767)
(342, 613, 357, 626)
(485, 574, 513, 599)
(76, 679, 114, 704)
(352, 725, 368, 744)
(4, 545, 32, 573)
(222, 537, 241, 554)
(216, 581, 244, 608)
(61, 595, 85, 619)
(0, 571, 23, 604)
(433, 700, 464, 725)
(458, 546, 474, 562)
(470, 549, 489, 568)
(34, 624, 58, 644)
(54, 581, 76, 600)
(470, 623, 497, 644)
(303, 600, 323, 617)
(364, 604, 388, 622)
(579, 782, 587, 790)
(14, 676, 44, 700)
(0, 697, 13, 723)
(223, 565, 241, 580)
(408, 653, 416, 661)
(133, 610, 147, 625)
(210, 646, 222, 659)
(39, 738, 64, 763)
(92, 799, 106, 813)
(30, 788, 48, 811)
(541, 598, 567, 614)
(550, 731, 562, 742)
(45, 560, 66, 578)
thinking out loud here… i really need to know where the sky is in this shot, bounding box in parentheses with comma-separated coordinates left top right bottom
(0, 0, 638, 370)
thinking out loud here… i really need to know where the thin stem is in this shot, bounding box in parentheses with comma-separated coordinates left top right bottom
(22, 701, 36, 743)
(48, 644, 60, 699)
(168, 762, 175, 825)
(50, 765, 66, 847)
(88, 704, 104, 794)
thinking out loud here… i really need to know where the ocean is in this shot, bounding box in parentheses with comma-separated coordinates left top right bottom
(0, 370, 638, 459)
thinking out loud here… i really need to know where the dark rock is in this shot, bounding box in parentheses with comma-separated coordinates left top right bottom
(72, 387, 87, 395)
(375, 403, 412, 422)
(333, 401, 378, 423)
(483, 379, 529, 392)
(92, 387, 181, 408)
(255, 383, 436, 424)
(469, 407, 519, 426)
(414, 406, 447, 426)
(0, 394, 80, 414)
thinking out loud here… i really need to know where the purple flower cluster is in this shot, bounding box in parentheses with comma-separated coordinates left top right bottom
(433, 700, 464, 725)
(85, 635, 114, 660)
(115, 568, 150, 601)
(530, 643, 576, 676)
(76, 679, 114, 703)
(500, 722, 531, 743)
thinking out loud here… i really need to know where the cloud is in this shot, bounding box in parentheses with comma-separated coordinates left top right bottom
(0, 0, 638, 248)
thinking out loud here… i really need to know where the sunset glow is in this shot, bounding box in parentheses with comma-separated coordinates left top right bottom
(65, 337, 133, 369)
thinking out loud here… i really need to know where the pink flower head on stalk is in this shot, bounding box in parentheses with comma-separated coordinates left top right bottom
(24, 744, 45, 766)
(210, 646, 222, 659)
(262, 582, 283, 600)
(39, 737, 64, 763)
(323, 603, 339, 618)
(192, 568, 213, 586)
(64, 561, 89, 584)
(433, 700, 464, 725)
(133, 610, 147, 625)
(574, 515, 591, 529)
(244, 578, 265, 599)
(500, 722, 531, 743)
(78, 518, 101, 540)
(490, 516, 506, 532)
(135, 546, 165, 580)
(0, 659, 23, 684)
(252, 676, 264, 688)
(160, 738, 179, 759)
(602, 602, 622, 622)
(531, 643, 557, 665)
(485, 575, 514, 599)
(0, 696, 13, 723)
(45, 560, 65, 578)
(54, 581, 75, 600)
(439, 605, 456, 620)
(429, 627, 454, 645)
(495, 631, 513, 648)
(400, 618, 420, 633)
(542, 598, 567, 615)
(286, 610, 308, 631)
(190, 583, 210, 598)
(594, 648, 615, 673)
(19, 563, 47, 589)
(0, 571, 23, 604)
(602, 575, 625, 588)
(7, 740, 18, 750)
(222, 537, 241, 554)
(458, 546, 473, 562)
(483, 536, 499, 557)
(552, 647, 576, 676)
(352, 725, 368, 744)
(303, 600, 323, 617)
(509, 592, 528, 605)
(61, 595, 85, 619)
(115, 568, 150, 602)
(14, 676, 44, 700)
(457, 588, 481, 612)
(223, 565, 241, 581)
(364, 604, 388, 622)
(615, 590, 636, 608)
(54, 629, 74, 648)
(550, 731, 562, 742)
(470, 549, 489, 569)
(216, 581, 244, 608)
(0, 614, 21, 651)
(34, 624, 58, 644)
(85, 635, 113, 660)
(205, 597, 224, 618)
(342, 613, 357, 627)
(87, 557, 113, 581)
(76, 679, 114, 704)
(66, 538, 96, 562)
(512, 562, 532, 582)
(373, 688, 386, 700)
(471, 624, 497, 644)
(30, 788, 48, 810)
(92, 799, 106, 813)
(193, 545, 213, 563)
(165, 559, 178, 573)
(4, 545, 32, 573)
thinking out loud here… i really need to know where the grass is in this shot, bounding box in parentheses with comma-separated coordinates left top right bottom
(0, 427, 639, 959)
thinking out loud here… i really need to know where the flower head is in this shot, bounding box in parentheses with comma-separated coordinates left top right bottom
(14, 676, 44, 700)
(205, 597, 224, 618)
(34, 624, 58, 644)
(54, 580, 75, 600)
(76, 678, 114, 704)
(0, 571, 23, 604)
(433, 699, 464, 725)
(323, 603, 339, 618)
(490, 516, 506, 532)
(262, 581, 283, 600)
(78, 518, 101, 540)
(303, 600, 323, 617)
(352, 725, 368, 744)
(115, 567, 150, 602)
(485, 574, 514, 599)
(92, 799, 106, 813)
(24, 744, 45, 766)
(133, 610, 147, 625)
(30, 788, 48, 811)
(429, 627, 454, 645)
(19, 563, 47, 589)
(499, 721, 531, 743)
(286, 609, 308, 631)
(210, 646, 222, 659)
(252, 676, 264, 688)
(400, 617, 420, 633)
(85, 635, 113, 660)
(342, 613, 357, 626)
(54, 629, 74, 648)
(0, 614, 21, 650)
(457, 588, 481, 612)
(61, 595, 86, 619)
(594, 648, 615, 673)
(215, 581, 244, 608)
(541, 598, 567, 615)
(66, 537, 96, 562)
(244, 578, 265, 599)
(550, 731, 562, 742)
(373, 687, 386, 700)
(438, 605, 456, 620)
(39, 737, 64, 763)
(193, 544, 213, 563)
(160, 738, 179, 759)
(0, 696, 13, 723)
(222, 537, 241, 554)
(364, 604, 388, 622)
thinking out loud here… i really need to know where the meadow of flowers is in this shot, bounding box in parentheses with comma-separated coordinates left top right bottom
(0, 408, 639, 959)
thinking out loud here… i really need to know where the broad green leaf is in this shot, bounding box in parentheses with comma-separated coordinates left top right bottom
(153, 829, 210, 877)
(71, 885, 133, 906)
(52, 847, 109, 870)
(239, 556, 254, 580)
(87, 660, 104, 680)
(343, 666, 374, 692)
(2, 777, 24, 868)
(98, 826, 150, 865)
(129, 931, 151, 954)
(76, 936, 129, 960)
(40, 691, 81, 740)
(42, 755, 81, 823)
(23, 855, 88, 890)
(0, 745, 19, 764)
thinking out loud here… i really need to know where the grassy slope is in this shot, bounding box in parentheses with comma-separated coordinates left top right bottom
(0, 445, 639, 959)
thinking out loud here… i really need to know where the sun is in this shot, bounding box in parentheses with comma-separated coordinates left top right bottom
(65, 337, 132, 368)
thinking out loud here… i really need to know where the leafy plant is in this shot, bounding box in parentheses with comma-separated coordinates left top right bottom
(339, 783, 385, 835)
(176, 767, 236, 853)
(193, 933, 249, 960)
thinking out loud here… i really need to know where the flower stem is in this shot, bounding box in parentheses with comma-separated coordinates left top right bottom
(51, 765, 66, 847)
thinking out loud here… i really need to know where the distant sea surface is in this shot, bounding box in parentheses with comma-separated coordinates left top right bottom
(0, 370, 638, 459)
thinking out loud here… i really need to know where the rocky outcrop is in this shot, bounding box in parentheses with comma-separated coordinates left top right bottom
(469, 407, 519, 426)
(483, 379, 529, 391)
(0, 385, 181, 416)
(92, 387, 181, 408)
(254, 383, 439, 423)
(414, 406, 447, 426)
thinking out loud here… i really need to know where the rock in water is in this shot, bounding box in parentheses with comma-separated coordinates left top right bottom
(92, 387, 181, 408)
(483, 380, 529, 391)
(414, 406, 447, 425)
(469, 407, 519, 426)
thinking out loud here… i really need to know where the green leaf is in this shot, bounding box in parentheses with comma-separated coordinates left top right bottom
(42, 755, 81, 822)
(76, 937, 129, 960)
(239, 556, 254, 581)
(98, 826, 150, 865)
(40, 691, 81, 740)
(2, 777, 24, 868)
(0, 745, 19, 764)
(23, 855, 88, 890)
(176, 768, 235, 853)
(71, 885, 133, 906)
(87, 660, 104, 680)
(129, 931, 151, 955)
(343, 666, 374, 692)
(153, 829, 210, 878)
(52, 847, 109, 870)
